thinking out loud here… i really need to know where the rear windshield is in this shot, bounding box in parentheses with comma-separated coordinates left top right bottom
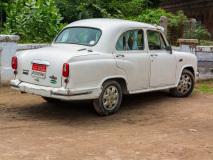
(54, 27, 101, 46)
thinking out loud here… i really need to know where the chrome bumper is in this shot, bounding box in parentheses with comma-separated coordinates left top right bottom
(11, 79, 101, 100)
(195, 72, 199, 82)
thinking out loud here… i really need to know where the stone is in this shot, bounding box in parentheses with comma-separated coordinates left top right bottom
(188, 129, 198, 132)
(189, 18, 197, 30)
(160, 16, 168, 37)
(0, 35, 20, 42)
(178, 39, 199, 44)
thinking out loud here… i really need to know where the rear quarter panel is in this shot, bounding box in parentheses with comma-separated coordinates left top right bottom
(65, 52, 128, 91)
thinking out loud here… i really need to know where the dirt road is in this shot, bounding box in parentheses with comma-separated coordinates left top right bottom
(0, 86, 212, 160)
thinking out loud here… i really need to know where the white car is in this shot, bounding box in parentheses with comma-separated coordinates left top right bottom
(11, 19, 198, 116)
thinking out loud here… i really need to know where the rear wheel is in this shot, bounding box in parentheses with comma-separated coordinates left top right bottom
(93, 80, 122, 116)
(42, 96, 61, 103)
(170, 69, 194, 97)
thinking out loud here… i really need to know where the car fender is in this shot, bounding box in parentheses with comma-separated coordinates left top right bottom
(175, 64, 195, 86)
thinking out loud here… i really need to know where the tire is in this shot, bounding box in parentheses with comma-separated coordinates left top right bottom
(41, 96, 61, 103)
(170, 69, 194, 97)
(93, 80, 122, 116)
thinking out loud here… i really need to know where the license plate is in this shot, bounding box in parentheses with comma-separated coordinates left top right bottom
(32, 63, 47, 79)
(32, 71, 46, 79)
(32, 63, 47, 72)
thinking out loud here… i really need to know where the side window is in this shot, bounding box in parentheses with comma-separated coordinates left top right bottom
(116, 30, 144, 51)
(116, 33, 126, 51)
(147, 30, 166, 50)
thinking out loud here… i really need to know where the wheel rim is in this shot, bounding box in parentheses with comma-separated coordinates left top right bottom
(177, 74, 192, 94)
(103, 86, 119, 111)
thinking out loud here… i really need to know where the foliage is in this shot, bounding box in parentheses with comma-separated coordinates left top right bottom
(168, 10, 188, 27)
(198, 40, 213, 46)
(0, 0, 12, 12)
(3, 0, 66, 43)
(185, 26, 211, 44)
(166, 10, 189, 45)
(54, 0, 165, 23)
(54, 0, 102, 23)
(2, 0, 167, 43)
(4, 0, 209, 45)
(126, 8, 172, 24)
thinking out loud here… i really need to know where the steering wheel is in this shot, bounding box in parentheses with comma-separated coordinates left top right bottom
(148, 42, 156, 50)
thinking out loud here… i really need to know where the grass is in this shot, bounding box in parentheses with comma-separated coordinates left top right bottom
(199, 40, 213, 46)
(193, 80, 213, 94)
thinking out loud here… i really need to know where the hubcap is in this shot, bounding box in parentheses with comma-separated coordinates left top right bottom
(177, 74, 192, 94)
(103, 86, 119, 110)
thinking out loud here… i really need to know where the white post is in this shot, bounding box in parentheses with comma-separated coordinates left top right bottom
(0, 35, 20, 85)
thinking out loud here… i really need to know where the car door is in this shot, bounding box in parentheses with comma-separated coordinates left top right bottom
(113, 29, 150, 91)
(147, 30, 176, 88)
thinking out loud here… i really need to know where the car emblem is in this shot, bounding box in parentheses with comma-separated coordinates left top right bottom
(49, 75, 57, 80)
(50, 80, 57, 84)
(23, 69, 29, 75)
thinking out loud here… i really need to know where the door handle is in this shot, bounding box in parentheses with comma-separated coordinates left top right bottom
(115, 54, 125, 57)
(150, 54, 158, 57)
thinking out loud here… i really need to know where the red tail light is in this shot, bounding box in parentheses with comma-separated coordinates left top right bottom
(62, 63, 69, 77)
(11, 56, 17, 69)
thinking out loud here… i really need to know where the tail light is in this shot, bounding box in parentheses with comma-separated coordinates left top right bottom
(11, 56, 17, 69)
(62, 63, 69, 77)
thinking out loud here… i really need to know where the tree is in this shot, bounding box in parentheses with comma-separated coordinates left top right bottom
(54, 0, 166, 23)
(3, 0, 66, 42)
(0, 0, 12, 32)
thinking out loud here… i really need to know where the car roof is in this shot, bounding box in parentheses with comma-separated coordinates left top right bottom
(66, 18, 156, 30)
(63, 18, 158, 53)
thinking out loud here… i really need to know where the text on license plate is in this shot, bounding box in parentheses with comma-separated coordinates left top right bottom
(32, 71, 46, 78)
(32, 63, 47, 72)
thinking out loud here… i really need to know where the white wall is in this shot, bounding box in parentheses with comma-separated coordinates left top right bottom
(0, 35, 48, 85)
(0, 42, 18, 84)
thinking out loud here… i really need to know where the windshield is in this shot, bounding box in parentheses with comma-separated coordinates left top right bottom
(54, 27, 101, 46)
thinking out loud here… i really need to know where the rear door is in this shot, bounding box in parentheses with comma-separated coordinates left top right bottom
(113, 29, 150, 91)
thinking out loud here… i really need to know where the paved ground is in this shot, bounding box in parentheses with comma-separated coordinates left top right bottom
(0, 86, 212, 160)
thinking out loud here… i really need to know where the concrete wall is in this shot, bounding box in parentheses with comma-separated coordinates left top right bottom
(173, 45, 213, 80)
(0, 35, 48, 85)
(196, 46, 213, 80)
(17, 44, 49, 51)
(0, 35, 19, 85)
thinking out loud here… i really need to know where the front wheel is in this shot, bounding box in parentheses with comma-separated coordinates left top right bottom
(93, 80, 122, 116)
(170, 69, 194, 97)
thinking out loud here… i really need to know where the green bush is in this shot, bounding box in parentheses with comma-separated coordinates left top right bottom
(167, 10, 189, 45)
(54, 0, 166, 23)
(185, 26, 211, 44)
(3, 0, 67, 43)
(125, 8, 172, 24)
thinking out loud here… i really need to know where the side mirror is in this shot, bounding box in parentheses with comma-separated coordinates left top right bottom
(166, 45, 172, 54)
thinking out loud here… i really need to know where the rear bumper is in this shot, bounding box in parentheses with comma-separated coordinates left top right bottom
(11, 79, 101, 100)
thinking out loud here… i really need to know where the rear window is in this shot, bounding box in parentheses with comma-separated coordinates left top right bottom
(55, 27, 101, 46)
